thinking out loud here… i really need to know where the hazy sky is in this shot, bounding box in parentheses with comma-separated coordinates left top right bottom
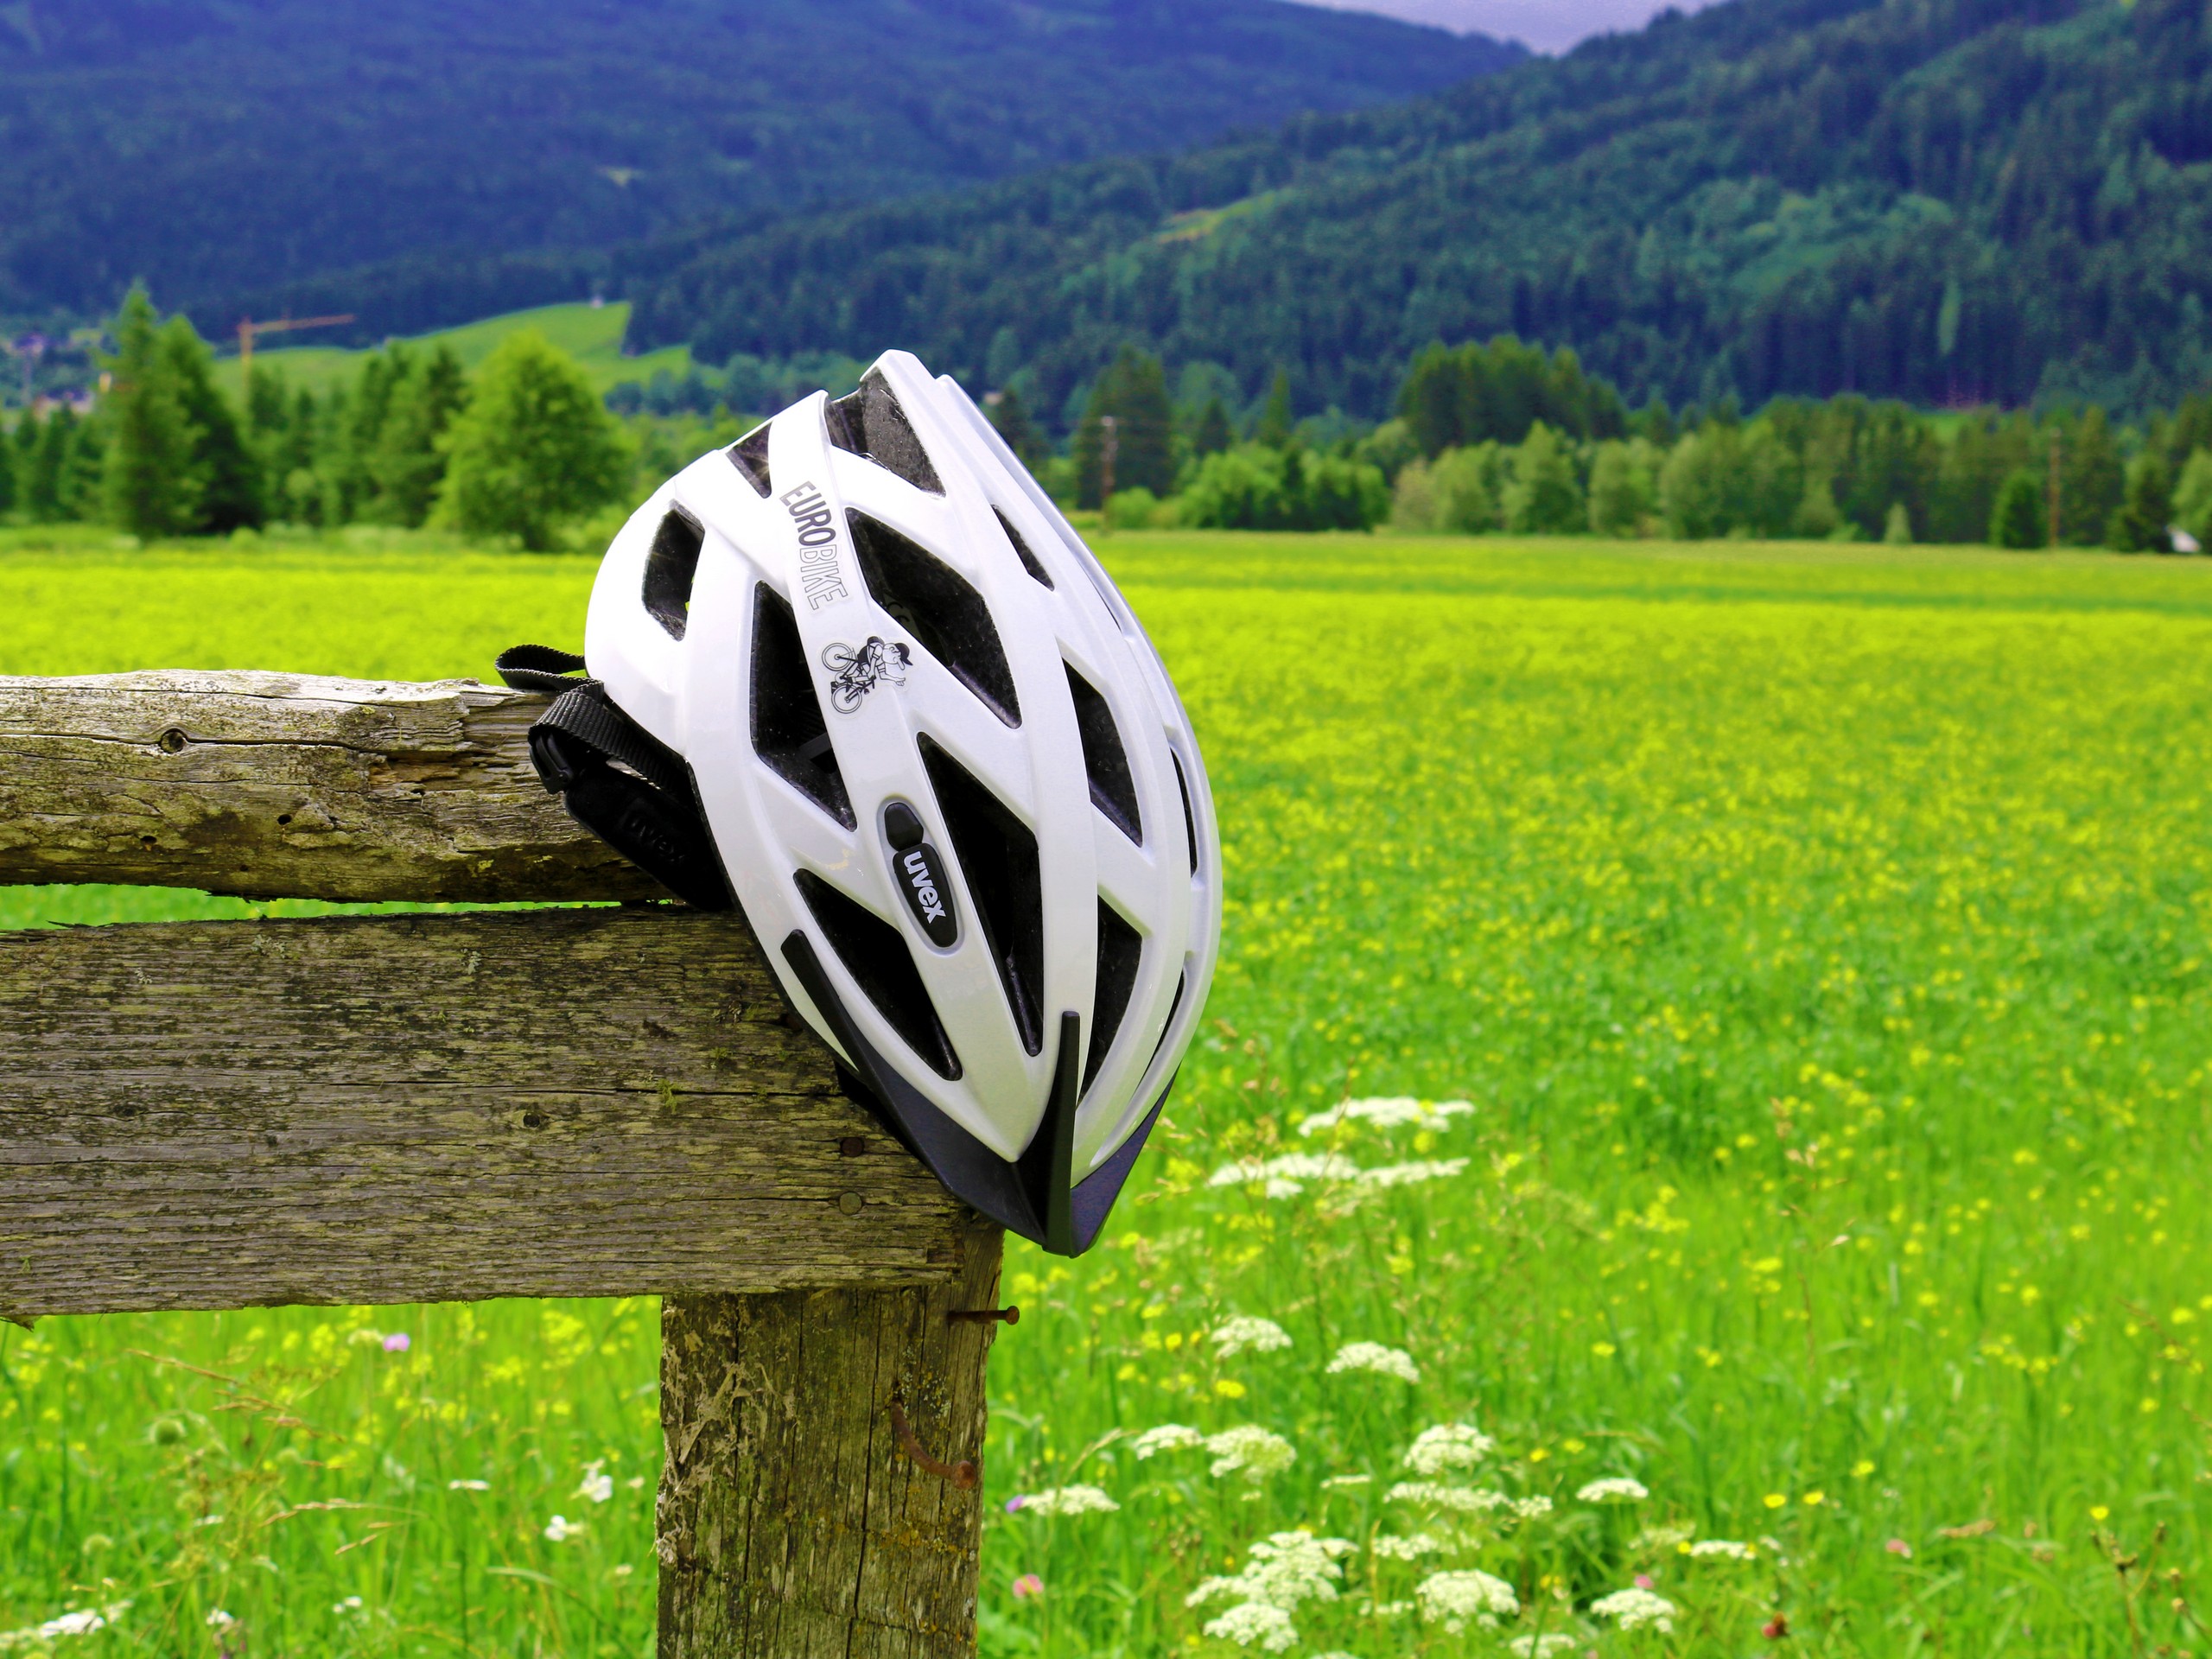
(1291, 0, 1728, 54)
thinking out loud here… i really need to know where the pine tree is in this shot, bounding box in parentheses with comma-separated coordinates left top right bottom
(25, 408, 68, 520)
(0, 416, 20, 519)
(10, 410, 37, 510)
(101, 286, 201, 539)
(435, 330, 626, 550)
(371, 344, 467, 526)
(1072, 346, 1174, 508)
(1189, 397, 1233, 460)
(2107, 452, 2173, 553)
(1990, 469, 2045, 549)
(160, 315, 263, 533)
(986, 384, 1046, 471)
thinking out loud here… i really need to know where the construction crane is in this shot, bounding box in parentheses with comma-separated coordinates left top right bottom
(235, 314, 355, 388)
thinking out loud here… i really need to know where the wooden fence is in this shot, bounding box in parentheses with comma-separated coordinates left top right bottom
(0, 669, 1006, 1656)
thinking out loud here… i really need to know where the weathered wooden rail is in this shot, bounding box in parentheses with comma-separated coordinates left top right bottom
(0, 671, 1003, 1656)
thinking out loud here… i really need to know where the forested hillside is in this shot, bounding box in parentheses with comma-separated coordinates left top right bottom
(0, 0, 1520, 331)
(620, 0, 2212, 420)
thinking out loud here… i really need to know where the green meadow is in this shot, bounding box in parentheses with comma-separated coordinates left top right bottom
(2, 530, 2210, 1656)
(210, 303, 691, 406)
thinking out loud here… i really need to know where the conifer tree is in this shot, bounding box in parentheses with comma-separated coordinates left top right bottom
(372, 344, 467, 526)
(1990, 469, 2045, 549)
(101, 286, 201, 539)
(2107, 452, 2173, 552)
(159, 315, 262, 532)
(61, 413, 106, 520)
(0, 416, 19, 518)
(986, 384, 1046, 471)
(25, 408, 68, 520)
(1072, 346, 1173, 507)
(1189, 397, 1233, 460)
(435, 330, 626, 550)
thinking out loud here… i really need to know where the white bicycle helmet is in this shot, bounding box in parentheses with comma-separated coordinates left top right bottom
(499, 352, 1220, 1255)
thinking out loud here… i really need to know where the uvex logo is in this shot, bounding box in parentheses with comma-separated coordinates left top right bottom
(894, 842, 959, 948)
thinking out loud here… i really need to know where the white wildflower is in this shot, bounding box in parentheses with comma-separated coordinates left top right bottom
(1415, 1568, 1519, 1632)
(1512, 1495, 1554, 1520)
(1207, 1153, 1361, 1195)
(1371, 1599, 1414, 1618)
(1357, 1160, 1471, 1187)
(1387, 1481, 1512, 1513)
(1320, 1472, 1372, 1489)
(1300, 1097, 1475, 1135)
(1370, 1533, 1444, 1560)
(1576, 1476, 1649, 1503)
(543, 1514, 586, 1542)
(1211, 1316, 1294, 1358)
(575, 1459, 615, 1504)
(1205, 1426, 1297, 1482)
(205, 1611, 235, 1630)
(1325, 1342, 1420, 1382)
(1186, 1530, 1354, 1613)
(1404, 1422, 1496, 1474)
(4, 1603, 131, 1643)
(448, 1478, 491, 1491)
(1132, 1423, 1205, 1460)
(1592, 1586, 1676, 1632)
(1508, 1637, 1580, 1658)
(1008, 1484, 1119, 1516)
(1689, 1539, 1755, 1560)
(1634, 1521, 1694, 1552)
(1200, 1602, 1298, 1652)
(331, 1597, 365, 1617)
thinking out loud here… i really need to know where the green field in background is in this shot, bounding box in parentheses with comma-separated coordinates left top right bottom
(209, 302, 691, 404)
(2, 532, 2209, 1656)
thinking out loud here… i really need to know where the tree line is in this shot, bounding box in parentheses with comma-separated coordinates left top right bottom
(1033, 333, 2212, 550)
(3, 289, 632, 550)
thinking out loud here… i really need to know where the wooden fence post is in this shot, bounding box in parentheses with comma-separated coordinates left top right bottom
(0, 671, 1003, 1657)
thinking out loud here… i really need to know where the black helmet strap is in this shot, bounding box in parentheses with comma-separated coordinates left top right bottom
(493, 645, 734, 912)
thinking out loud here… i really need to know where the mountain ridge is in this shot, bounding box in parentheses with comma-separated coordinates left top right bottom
(600, 0, 2210, 419)
(0, 0, 1522, 328)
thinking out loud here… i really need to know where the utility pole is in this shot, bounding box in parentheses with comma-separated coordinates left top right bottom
(2048, 426, 2063, 549)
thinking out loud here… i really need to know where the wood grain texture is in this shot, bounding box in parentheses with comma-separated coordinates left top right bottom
(658, 1230, 1001, 1659)
(0, 670, 660, 901)
(0, 907, 971, 1320)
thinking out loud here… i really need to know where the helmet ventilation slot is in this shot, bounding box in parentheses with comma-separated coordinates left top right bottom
(828, 369, 944, 495)
(1084, 900, 1144, 1095)
(642, 507, 704, 641)
(751, 584, 855, 829)
(1065, 664, 1141, 844)
(848, 512, 1022, 728)
(728, 423, 772, 498)
(996, 508, 1053, 589)
(1141, 969, 1188, 1089)
(1172, 749, 1198, 876)
(919, 735, 1046, 1057)
(794, 870, 962, 1080)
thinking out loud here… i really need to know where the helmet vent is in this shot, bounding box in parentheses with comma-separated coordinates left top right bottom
(828, 369, 944, 495)
(995, 508, 1053, 589)
(919, 734, 1045, 1057)
(1065, 664, 1141, 844)
(1142, 969, 1188, 1088)
(728, 423, 772, 498)
(848, 512, 1022, 728)
(1084, 900, 1144, 1096)
(643, 506, 705, 641)
(794, 869, 962, 1080)
(751, 583, 855, 829)
(1172, 749, 1198, 876)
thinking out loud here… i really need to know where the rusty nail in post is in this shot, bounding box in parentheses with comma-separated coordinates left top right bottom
(888, 1399, 977, 1489)
(949, 1306, 1020, 1326)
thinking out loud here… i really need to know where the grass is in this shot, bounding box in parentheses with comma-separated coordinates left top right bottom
(2, 531, 2209, 1656)
(210, 302, 692, 405)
